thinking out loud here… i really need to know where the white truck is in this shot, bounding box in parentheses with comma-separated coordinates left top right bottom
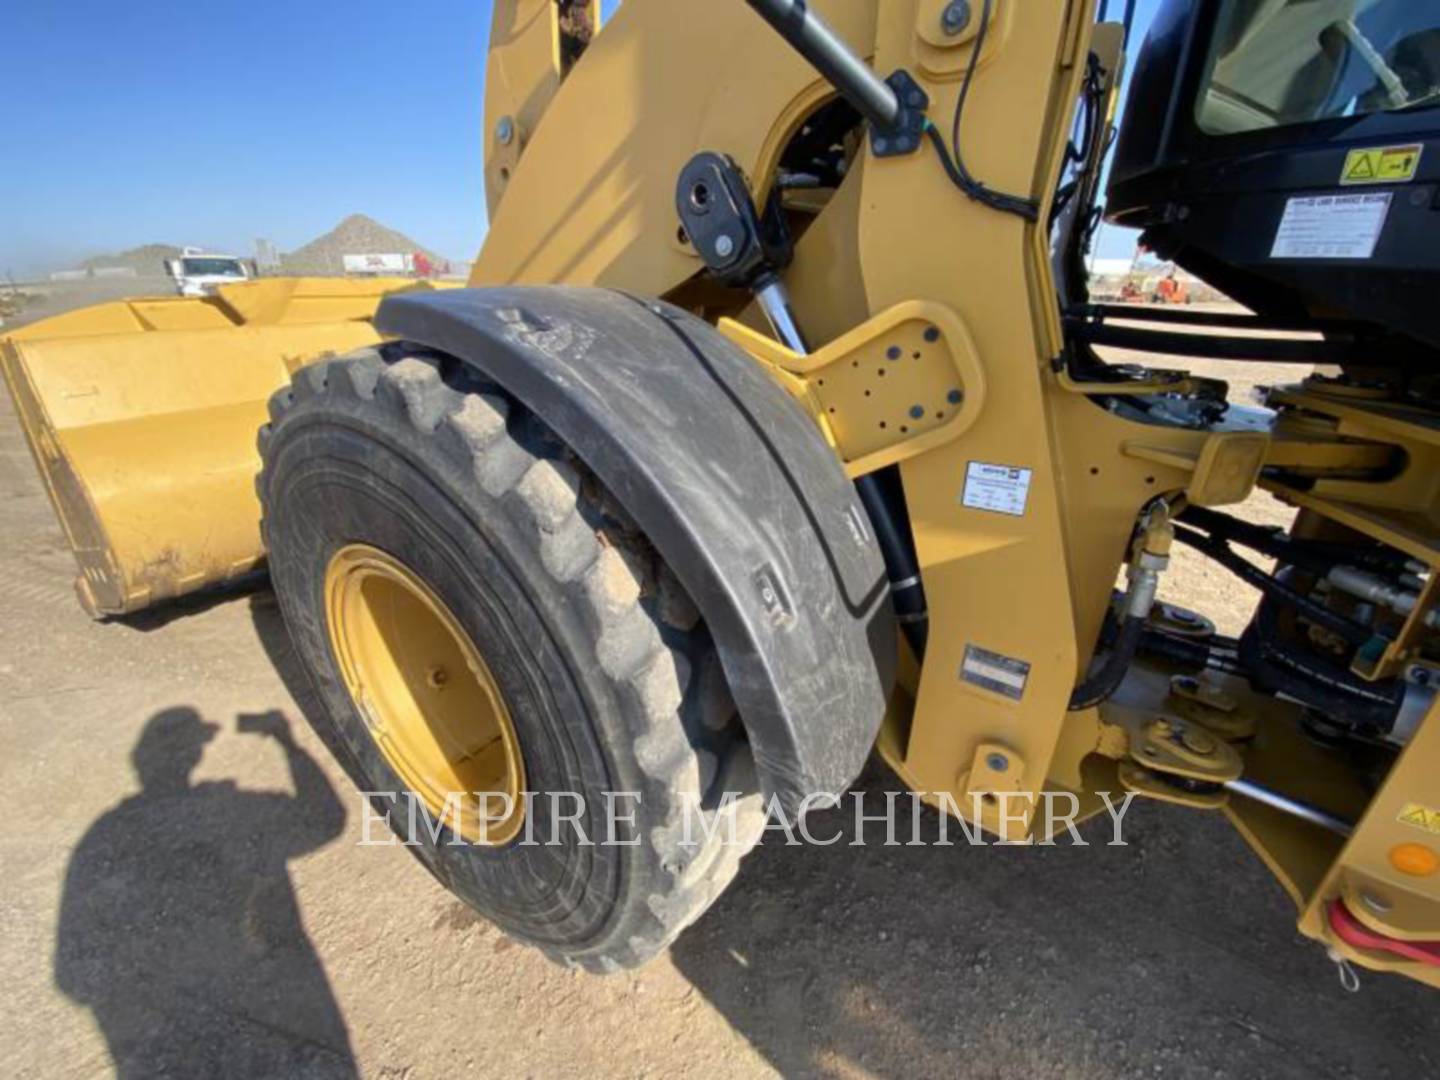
(164, 247, 251, 297)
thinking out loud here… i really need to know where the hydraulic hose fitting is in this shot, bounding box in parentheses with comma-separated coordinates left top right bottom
(1070, 500, 1176, 711)
(1326, 564, 1420, 620)
(1125, 500, 1175, 619)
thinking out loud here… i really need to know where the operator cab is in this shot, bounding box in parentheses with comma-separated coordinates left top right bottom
(1107, 0, 1440, 352)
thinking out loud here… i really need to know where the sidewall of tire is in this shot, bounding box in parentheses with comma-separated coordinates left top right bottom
(260, 352, 744, 968)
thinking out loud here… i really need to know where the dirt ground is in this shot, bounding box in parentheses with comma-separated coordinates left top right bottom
(1, 297, 1437, 1079)
(0, 276, 176, 328)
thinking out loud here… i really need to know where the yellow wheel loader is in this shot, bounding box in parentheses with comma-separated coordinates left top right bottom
(6, 0, 1440, 981)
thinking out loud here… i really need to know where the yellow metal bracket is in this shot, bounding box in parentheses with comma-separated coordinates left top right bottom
(1108, 708, 1244, 811)
(958, 741, 1032, 841)
(1168, 673, 1256, 741)
(719, 300, 986, 478)
(1123, 431, 1268, 506)
(1056, 364, 1196, 396)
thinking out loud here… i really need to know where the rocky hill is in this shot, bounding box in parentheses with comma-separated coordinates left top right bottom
(280, 214, 446, 275)
(80, 244, 182, 275)
(70, 215, 450, 279)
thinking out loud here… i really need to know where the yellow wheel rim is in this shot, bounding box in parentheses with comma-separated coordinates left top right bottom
(324, 544, 525, 845)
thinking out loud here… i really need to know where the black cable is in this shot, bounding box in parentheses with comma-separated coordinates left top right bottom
(1052, 52, 1105, 228)
(950, 0, 992, 164)
(924, 0, 1040, 222)
(1074, 52, 1104, 166)
(923, 125, 1038, 221)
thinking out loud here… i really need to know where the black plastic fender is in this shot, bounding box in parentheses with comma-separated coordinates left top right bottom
(376, 286, 895, 811)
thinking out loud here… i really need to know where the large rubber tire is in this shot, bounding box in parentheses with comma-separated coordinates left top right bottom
(257, 343, 765, 971)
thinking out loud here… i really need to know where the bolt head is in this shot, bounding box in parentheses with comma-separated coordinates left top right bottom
(947, 389, 963, 404)
(495, 116, 515, 145)
(909, 404, 925, 419)
(942, 0, 971, 34)
(1180, 727, 1216, 755)
(714, 234, 735, 259)
(985, 752, 1009, 773)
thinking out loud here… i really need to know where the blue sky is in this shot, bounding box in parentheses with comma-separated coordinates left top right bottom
(2, 0, 1160, 278)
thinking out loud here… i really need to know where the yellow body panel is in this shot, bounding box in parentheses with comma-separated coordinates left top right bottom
(473, 0, 877, 298)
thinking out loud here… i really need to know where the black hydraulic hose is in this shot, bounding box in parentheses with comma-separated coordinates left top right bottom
(1171, 525, 1375, 647)
(1201, 637, 1247, 675)
(1181, 505, 1287, 549)
(1178, 505, 1410, 576)
(743, 273, 928, 661)
(1138, 627, 1209, 672)
(1138, 625, 1246, 675)
(1178, 506, 1335, 578)
(1238, 580, 1405, 732)
(1244, 576, 1399, 720)
(1069, 614, 1146, 710)
(856, 470, 928, 661)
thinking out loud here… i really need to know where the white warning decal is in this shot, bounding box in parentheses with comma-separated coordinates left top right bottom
(961, 461, 1033, 517)
(1271, 193, 1391, 260)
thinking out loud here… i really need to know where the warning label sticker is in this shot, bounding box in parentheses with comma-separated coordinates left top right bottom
(961, 644, 1031, 701)
(961, 462, 1033, 517)
(1271, 193, 1391, 260)
(1341, 144, 1423, 185)
(1398, 802, 1440, 836)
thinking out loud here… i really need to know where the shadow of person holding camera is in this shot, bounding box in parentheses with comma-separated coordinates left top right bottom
(54, 707, 355, 1078)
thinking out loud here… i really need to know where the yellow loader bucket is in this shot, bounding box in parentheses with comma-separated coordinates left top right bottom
(1, 276, 451, 617)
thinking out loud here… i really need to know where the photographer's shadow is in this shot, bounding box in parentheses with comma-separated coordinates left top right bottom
(54, 707, 355, 1079)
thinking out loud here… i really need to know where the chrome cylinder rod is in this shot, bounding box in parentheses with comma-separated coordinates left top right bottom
(743, 0, 901, 133)
(755, 277, 810, 353)
(1225, 778, 1355, 838)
